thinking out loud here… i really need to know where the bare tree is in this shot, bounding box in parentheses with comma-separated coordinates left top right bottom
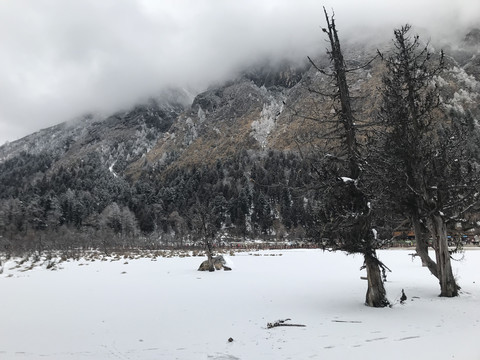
(303, 9, 389, 307)
(190, 198, 220, 271)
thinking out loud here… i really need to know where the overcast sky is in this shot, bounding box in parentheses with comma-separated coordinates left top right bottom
(1, 0, 479, 145)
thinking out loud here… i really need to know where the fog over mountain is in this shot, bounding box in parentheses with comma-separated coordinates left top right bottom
(1, 0, 479, 145)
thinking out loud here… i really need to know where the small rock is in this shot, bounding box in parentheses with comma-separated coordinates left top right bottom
(228, 337, 234, 343)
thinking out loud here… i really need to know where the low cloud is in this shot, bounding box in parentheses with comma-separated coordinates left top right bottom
(0, 0, 478, 144)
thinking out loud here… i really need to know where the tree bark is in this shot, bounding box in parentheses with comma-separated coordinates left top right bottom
(205, 240, 215, 272)
(412, 215, 438, 277)
(322, 8, 360, 179)
(428, 214, 460, 297)
(364, 252, 390, 307)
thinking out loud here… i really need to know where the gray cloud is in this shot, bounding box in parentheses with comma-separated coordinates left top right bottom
(0, 0, 478, 145)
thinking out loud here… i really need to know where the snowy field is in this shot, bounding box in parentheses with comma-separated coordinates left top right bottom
(1, 248, 479, 360)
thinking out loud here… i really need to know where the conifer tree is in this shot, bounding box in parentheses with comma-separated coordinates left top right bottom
(376, 25, 480, 297)
(306, 9, 390, 307)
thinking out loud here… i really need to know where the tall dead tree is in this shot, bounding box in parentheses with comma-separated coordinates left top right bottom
(305, 9, 389, 307)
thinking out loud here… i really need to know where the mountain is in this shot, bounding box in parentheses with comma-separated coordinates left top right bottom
(0, 32, 479, 252)
(0, 88, 193, 170)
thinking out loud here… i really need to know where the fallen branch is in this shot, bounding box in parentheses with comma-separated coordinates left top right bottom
(267, 318, 306, 329)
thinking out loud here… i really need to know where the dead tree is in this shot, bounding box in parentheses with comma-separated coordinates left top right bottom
(303, 9, 389, 307)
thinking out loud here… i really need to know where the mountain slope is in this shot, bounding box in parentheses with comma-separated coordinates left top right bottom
(0, 33, 479, 251)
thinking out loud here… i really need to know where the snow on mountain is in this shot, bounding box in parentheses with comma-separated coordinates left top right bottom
(251, 92, 285, 149)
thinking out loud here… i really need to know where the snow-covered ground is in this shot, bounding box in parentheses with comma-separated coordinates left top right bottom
(1, 248, 479, 359)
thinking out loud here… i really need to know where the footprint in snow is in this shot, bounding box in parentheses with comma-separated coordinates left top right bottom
(207, 354, 241, 360)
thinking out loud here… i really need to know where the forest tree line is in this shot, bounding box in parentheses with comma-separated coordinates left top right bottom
(0, 148, 321, 254)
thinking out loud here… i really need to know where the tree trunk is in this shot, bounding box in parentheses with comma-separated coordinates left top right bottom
(205, 240, 215, 272)
(323, 10, 360, 180)
(412, 215, 438, 277)
(428, 214, 459, 297)
(364, 252, 390, 307)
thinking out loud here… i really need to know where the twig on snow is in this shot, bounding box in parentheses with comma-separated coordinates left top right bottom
(267, 318, 306, 329)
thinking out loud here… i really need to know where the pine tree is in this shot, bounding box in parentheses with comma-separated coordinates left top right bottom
(375, 25, 480, 297)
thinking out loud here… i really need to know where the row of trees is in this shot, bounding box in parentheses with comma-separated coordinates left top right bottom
(0, 148, 320, 255)
(302, 11, 479, 306)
